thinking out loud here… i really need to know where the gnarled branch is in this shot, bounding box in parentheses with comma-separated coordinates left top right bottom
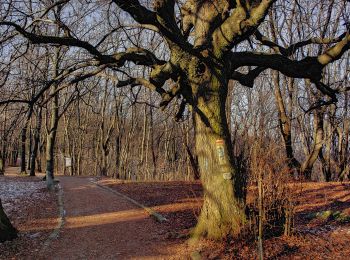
(231, 67, 266, 88)
(213, 0, 277, 55)
(254, 30, 348, 57)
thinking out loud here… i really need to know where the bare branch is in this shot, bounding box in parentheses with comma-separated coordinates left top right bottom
(213, 0, 277, 54)
(112, 47, 166, 67)
(159, 84, 180, 109)
(111, 0, 157, 26)
(0, 21, 107, 60)
(112, 0, 191, 52)
(317, 32, 350, 66)
(254, 30, 348, 57)
(231, 32, 350, 82)
(230, 52, 323, 81)
(0, 22, 168, 68)
(231, 67, 266, 88)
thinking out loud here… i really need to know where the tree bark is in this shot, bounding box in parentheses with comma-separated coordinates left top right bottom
(319, 107, 335, 181)
(20, 108, 33, 174)
(272, 72, 301, 174)
(0, 138, 6, 175)
(0, 199, 17, 242)
(30, 108, 42, 176)
(338, 92, 350, 180)
(301, 109, 324, 180)
(191, 78, 246, 239)
(20, 126, 27, 174)
(0, 125, 8, 175)
(149, 105, 157, 179)
(115, 134, 121, 179)
(37, 140, 43, 173)
(183, 119, 200, 180)
(27, 125, 32, 171)
(46, 88, 59, 190)
(0, 157, 4, 175)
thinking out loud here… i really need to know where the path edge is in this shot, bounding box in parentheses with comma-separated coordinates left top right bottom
(40, 183, 65, 252)
(91, 180, 168, 223)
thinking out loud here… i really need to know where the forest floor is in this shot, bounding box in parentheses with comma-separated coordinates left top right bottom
(1, 167, 350, 259)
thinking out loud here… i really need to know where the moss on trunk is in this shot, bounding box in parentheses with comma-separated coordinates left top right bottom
(190, 71, 247, 239)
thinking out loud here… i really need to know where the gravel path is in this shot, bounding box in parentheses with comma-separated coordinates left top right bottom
(41, 176, 186, 259)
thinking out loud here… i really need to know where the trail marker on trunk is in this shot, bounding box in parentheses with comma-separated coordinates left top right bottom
(215, 139, 225, 165)
(215, 139, 232, 180)
(65, 157, 72, 167)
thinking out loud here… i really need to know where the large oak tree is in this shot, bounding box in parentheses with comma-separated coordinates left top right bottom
(1, 0, 349, 239)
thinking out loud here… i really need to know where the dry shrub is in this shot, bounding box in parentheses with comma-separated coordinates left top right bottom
(246, 141, 295, 238)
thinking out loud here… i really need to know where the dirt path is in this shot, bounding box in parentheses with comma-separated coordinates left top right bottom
(41, 176, 188, 259)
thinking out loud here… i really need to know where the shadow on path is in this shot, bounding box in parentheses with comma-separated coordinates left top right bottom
(40, 176, 188, 260)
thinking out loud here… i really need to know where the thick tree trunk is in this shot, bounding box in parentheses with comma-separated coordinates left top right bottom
(319, 109, 334, 182)
(115, 134, 121, 179)
(184, 119, 200, 180)
(0, 115, 6, 174)
(272, 72, 301, 174)
(46, 88, 59, 190)
(149, 104, 157, 179)
(0, 157, 4, 175)
(0, 199, 17, 242)
(46, 132, 56, 190)
(269, 17, 301, 176)
(27, 125, 32, 171)
(0, 137, 7, 175)
(20, 108, 33, 174)
(10, 144, 18, 167)
(301, 109, 324, 180)
(77, 141, 83, 176)
(338, 106, 350, 180)
(30, 109, 42, 176)
(192, 91, 246, 239)
(100, 140, 109, 176)
(46, 129, 58, 189)
(319, 150, 331, 181)
(20, 126, 27, 174)
(338, 94, 350, 180)
(37, 141, 43, 172)
(184, 144, 200, 180)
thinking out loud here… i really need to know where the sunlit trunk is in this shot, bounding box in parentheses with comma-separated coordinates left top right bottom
(272, 72, 300, 175)
(301, 109, 324, 180)
(192, 75, 246, 239)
